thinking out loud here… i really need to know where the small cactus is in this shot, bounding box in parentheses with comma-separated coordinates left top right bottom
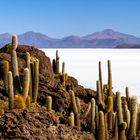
(46, 96, 52, 112)
(22, 68, 30, 99)
(68, 112, 74, 127)
(98, 111, 105, 140)
(8, 71, 14, 110)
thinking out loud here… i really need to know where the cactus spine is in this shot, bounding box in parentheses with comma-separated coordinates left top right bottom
(22, 68, 30, 99)
(32, 59, 39, 102)
(98, 111, 105, 140)
(11, 34, 21, 93)
(46, 96, 52, 112)
(8, 71, 14, 110)
(129, 96, 137, 138)
(3, 60, 9, 92)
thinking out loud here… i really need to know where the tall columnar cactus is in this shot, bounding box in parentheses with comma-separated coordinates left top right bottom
(96, 80, 102, 105)
(113, 113, 118, 140)
(26, 96, 31, 109)
(11, 34, 21, 93)
(75, 97, 81, 114)
(105, 96, 113, 113)
(99, 61, 103, 99)
(52, 59, 56, 73)
(8, 71, 14, 110)
(123, 105, 130, 131)
(125, 87, 130, 105)
(82, 102, 91, 119)
(68, 112, 75, 127)
(32, 59, 39, 102)
(98, 111, 105, 140)
(69, 90, 80, 130)
(56, 50, 60, 74)
(129, 96, 138, 138)
(3, 60, 9, 92)
(62, 62, 65, 74)
(46, 95, 52, 112)
(22, 68, 30, 99)
(91, 98, 96, 134)
(26, 52, 32, 100)
(116, 91, 126, 140)
(107, 60, 112, 96)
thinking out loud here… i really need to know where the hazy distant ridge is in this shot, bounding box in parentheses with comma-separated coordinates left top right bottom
(0, 29, 140, 48)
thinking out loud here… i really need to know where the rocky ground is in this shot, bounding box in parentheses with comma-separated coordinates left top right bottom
(0, 44, 96, 139)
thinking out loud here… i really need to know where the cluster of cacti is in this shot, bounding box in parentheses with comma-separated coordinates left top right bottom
(52, 51, 68, 87)
(66, 60, 140, 140)
(1, 35, 40, 112)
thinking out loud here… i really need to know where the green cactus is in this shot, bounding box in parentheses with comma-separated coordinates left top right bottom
(3, 60, 9, 92)
(99, 61, 103, 100)
(62, 62, 65, 74)
(91, 98, 96, 134)
(26, 52, 32, 100)
(52, 59, 56, 73)
(69, 90, 80, 130)
(11, 34, 22, 93)
(8, 71, 14, 110)
(96, 80, 102, 105)
(22, 68, 30, 99)
(75, 97, 81, 114)
(32, 59, 39, 103)
(98, 111, 105, 140)
(68, 112, 74, 127)
(129, 96, 138, 138)
(46, 95, 52, 112)
(56, 50, 60, 74)
(116, 91, 126, 140)
(82, 102, 91, 119)
(107, 60, 112, 96)
(105, 96, 113, 113)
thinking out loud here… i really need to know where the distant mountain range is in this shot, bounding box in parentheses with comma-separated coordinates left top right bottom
(0, 29, 140, 48)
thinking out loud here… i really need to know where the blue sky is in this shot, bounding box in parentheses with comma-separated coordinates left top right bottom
(0, 0, 140, 38)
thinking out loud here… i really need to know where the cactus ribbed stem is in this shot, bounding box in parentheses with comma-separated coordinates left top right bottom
(82, 102, 91, 119)
(99, 61, 103, 99)
(62, 62, 65, 74)
(46, 96, 52, 112)
(26, 96, 31, 109)
(96, 80, 102, 105)
(107, 60, 112, 96)
(22, 68, 30, 99)
(3, 60, 9, 92)
(68, 112, 74, 127)
(75, 97, 81, 114)
(129, 96, 137, 138)
(91, 98, 96, 134)
(56, 50, 60, 74)
(125, 87, 130, 105)
(32, 59, 39, 102)
(8, 71, 14, 110)
(11, 34, 21, 93)
(98, 111, 105, 140)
